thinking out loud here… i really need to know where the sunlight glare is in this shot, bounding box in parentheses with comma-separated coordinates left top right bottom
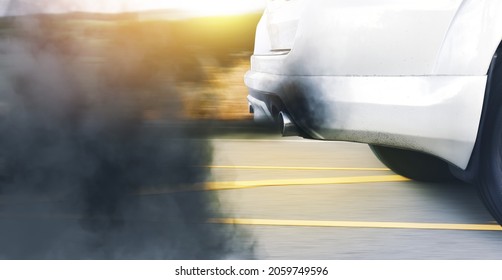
(1, 0, 267, 16)
(130, 0, 267, 16)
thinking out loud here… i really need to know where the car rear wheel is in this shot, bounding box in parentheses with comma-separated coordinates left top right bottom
(477, 50, 502, 225)
(369, 145, 456, 182)
(478, 106, 502, 225)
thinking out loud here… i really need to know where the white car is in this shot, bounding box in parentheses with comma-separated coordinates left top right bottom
(245, 0, 502, 224)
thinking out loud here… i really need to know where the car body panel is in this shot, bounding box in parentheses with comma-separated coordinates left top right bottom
(247, 73, 486, 169)
(245, 0, 502, 169)
(434, 0, 502, 75)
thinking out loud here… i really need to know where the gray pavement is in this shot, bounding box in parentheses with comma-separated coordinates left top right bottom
(210, 136, 502, 259)
(2, 134, 502, 259)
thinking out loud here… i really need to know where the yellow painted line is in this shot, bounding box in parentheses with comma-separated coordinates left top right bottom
(138, 175, 409, 195)
(209, 218, 502, 232)
(204, 175, 409, 191)
(208, 165, 390, 171)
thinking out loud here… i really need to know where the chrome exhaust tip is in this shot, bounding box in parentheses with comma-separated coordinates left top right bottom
(279, 111, 299, 137)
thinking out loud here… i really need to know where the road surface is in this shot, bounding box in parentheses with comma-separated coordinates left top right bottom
(2, 132, 502, 259)
(209, 136, 502, 259)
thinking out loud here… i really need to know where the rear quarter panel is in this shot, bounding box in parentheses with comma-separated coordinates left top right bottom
(257, 0, 502, 76)
(275, 0, 463, 76)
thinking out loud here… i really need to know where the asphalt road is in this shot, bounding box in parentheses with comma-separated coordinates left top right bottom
(209, 136, 502, 259)
(2, 131, 502, 259)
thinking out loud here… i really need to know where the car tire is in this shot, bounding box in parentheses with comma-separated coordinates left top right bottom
(477, 106, 502, 224)
(477, 51, 502, 225)
(369, 145, 456, 182)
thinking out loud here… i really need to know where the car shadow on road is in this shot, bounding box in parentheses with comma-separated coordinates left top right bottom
(407, 180, 497, 224)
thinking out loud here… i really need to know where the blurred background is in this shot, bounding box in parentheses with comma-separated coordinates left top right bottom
(0, 0, 268, 259)
(0, 0, 265, 121)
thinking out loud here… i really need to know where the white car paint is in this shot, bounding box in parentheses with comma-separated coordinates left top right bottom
(245, 0, 502, 169)
(434, 0, 502, 75)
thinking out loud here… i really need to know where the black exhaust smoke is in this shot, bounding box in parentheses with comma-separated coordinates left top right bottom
(0, 12, 253, 259)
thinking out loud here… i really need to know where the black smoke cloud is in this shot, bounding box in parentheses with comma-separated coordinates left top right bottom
(0, 13, 252, 259)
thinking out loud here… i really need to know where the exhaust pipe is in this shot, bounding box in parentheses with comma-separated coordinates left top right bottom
(279, 111, 299, 137)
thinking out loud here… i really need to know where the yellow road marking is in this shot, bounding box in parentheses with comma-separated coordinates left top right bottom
(209, 218, 502, 232)
(208, 165, 390, 171)
(205, 175, 409, 191)
(138, 175, 409, 195)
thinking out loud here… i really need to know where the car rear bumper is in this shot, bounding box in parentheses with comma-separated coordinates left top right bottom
(245, 69, 486, 169)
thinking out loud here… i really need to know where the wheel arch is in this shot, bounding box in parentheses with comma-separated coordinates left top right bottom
(450, 41, 502, 182)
